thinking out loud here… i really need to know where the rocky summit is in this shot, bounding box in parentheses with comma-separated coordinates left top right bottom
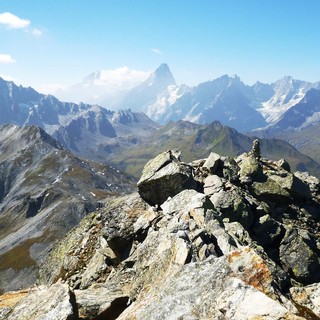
(2, 143, 320, 319)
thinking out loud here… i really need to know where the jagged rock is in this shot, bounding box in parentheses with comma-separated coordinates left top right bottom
(202, 152, 221, 173)
(4, 283, 75, 320)
(160, 189, 214, 219)
(6, 149, 320, 319)
(222, 156, 240, 182)
(290, 283, 320, 317)
(137, 150, 196, 206)
(210, 189, 254, 229)
(117, 248, 300, 320)
(252, 214, 284, 246)
(203, 174, 224, 195)
(238, 153, 263, 183)
(74, 285, 129, 319)
(295, 171, 320, 194)
(103, 193, 150, 260)
(279, 227, 320, 284)
(277, 158, 291, 172)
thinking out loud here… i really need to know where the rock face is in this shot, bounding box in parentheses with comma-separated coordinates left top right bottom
(137, 149, 196, 206)
(2, 148, 320, 319)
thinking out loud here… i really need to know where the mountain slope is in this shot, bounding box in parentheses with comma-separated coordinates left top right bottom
(0, 124, 135, 294)
(4, 149, 320, 318)
(108, 120, 320, 179)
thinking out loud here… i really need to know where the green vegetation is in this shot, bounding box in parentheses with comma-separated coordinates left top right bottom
(108, 121, 320, 179)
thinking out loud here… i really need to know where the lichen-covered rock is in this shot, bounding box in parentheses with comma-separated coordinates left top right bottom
(290, 282, 320, 317)
(6, 149, 320, 319)
(4, 283, 75, 320)
(238, 153, 263, 183)
(210, 189, 254, 229)
(137, 150, 196, 206)
(279, 227, 320, 284)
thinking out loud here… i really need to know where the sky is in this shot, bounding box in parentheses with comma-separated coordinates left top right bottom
(1, 0, 320, 94)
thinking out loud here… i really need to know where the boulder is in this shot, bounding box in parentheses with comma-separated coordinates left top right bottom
(279, 227, 320, 284)
(252, 214, 284, 246)
(203, 174, 224, 195)
(202, 152, 221, 173)
(4, 283, 75, 320)
(210, 189, 254, 229)
(290, 283, 320, 317)
(238, 153, 263, 183)
(137, 150, 196, 206)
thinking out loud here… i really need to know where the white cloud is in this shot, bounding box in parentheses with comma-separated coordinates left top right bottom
(0, 53, 16, 64)
(151, 48, 163, 55)
(0, 12, 30, 29)
(32, 28, 42, 36)
(94, 66, 150, 88)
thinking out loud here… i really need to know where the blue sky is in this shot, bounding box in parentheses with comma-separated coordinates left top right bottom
(1, 0, 320, 92)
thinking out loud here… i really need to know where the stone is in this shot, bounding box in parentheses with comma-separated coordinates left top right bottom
(203, 174, 224, 195)
(74, 285, 129, 320)
(251, 138, 261, 159)
(137, 150, 196, 206)
(290, 282, 320, 317)
(210, 189, 253, 229)
(252, 214, 284, 246)
(202, 152, 221, 173)
(5, 283, 75, 320)
(279, 227, 320, 284)
(238, 153, 263, 183)
(276, 158, 291, 172)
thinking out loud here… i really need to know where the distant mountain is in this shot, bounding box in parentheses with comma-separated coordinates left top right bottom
(257, 76, 320, 123)
(0, 76, 158, 148)
(0, 124, 135, 293)
(107, 120, 320, 179)
(114, 63, 185, 112)
(40, 65, 320, 133)
(277, 123, 320, 164)
(52, 107, 159, 162)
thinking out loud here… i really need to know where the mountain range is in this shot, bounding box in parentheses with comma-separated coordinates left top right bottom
(54, 64, 320, 133)
(1, 73, 320, 178)
(0, 124, 135, 293)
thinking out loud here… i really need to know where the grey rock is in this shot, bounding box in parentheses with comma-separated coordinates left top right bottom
(279, 227, 320, 284)
(137, 150, 196, 206)
(210, 189, 254, 229)
(5, 283, 75, 320)
(203, 152, 221, 173)
(203, 174, 224, 195)
(276, 158, 291, 172)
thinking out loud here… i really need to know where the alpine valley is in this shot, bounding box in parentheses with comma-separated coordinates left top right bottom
(1, 64, 320, 319)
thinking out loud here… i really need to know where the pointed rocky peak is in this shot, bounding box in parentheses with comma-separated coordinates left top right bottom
(145, 63, 176, 87)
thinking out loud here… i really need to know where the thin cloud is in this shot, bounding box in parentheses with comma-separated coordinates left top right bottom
(0, 54, 16, 64)
(32, 28, 43, 36)
(0, 12, 30, 29)
(38, 83, 64, 95)
(151, 48, 163, 55)
(94, 66, 149, 88)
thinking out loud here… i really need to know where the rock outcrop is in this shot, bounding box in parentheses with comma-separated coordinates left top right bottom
(2, 147, 320, 319)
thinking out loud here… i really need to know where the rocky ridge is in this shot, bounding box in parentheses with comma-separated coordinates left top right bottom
(0, 124, 135, 294)
(2, 144, 320, 319)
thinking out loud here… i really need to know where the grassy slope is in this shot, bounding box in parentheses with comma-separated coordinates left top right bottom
(108, 121, 320, 179)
